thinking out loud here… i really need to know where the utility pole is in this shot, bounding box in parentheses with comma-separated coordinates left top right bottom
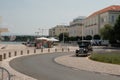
(39, 28, 48, 37)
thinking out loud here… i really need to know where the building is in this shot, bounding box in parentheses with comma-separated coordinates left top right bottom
(69, 16, 85, 37)
(84, 5, 120, 36)
(49, 25, 69, 37)
(0, 16, 8, 35)
(0, 16, 9, 40)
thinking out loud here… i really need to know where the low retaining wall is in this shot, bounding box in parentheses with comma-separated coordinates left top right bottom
(0, 47, 77, 80)
(0, 47, 75, 61)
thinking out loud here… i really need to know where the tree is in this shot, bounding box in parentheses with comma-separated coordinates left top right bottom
(93, 34, 101, 40)
(58, 33, 69, 42)
(114, 15, 120, 42)
(85, 35, 92, 40)
(2, 36, 9, 41)
(100, 24, 115, 43)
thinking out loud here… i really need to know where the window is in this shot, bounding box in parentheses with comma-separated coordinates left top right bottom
(101, 18, 104, 23)
(111, 15, 114, 22)
(91, 30, 93, 35)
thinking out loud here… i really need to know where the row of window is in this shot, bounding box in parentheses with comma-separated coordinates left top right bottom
(85, 23, 97, 27)
(70, 24, 83, 27)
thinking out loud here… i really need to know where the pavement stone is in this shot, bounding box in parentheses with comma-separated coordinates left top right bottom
(55, 54, 120, 76)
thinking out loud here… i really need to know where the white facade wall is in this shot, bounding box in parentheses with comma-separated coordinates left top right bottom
(69, 17, 85, 37)
(108, 11, 120, 25)
(69, 25, 82, 37)
(99, 12, 109, 29)
(84, 15, 99, 36)
(100, 11, 120, 28)
(84, 11, 120, 36)
(49, 25, 69, 37)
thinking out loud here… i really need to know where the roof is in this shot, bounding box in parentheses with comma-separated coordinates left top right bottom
(87, 5, 120, 18)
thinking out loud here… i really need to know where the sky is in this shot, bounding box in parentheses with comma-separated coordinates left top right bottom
(0, 0, 120, 35)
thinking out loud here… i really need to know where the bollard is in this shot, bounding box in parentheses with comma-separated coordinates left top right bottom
(27, 50, 29, 54)
(21, 51, 23, 55)
(0, 55, 2, 61)
(3, 53, 6, 59)
(14, 51, 17, 56)
(48, 48, 50, 52)
(68, 48, 70, 52)
(62, 48, 64, 52)
(55, 48, 57, 52)
(34, 49, 36, 53)
(9, 52, 11, 57)
(41, 48, 43, 52)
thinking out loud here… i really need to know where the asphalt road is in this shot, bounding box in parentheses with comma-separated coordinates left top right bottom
(10, 52, 120, 80)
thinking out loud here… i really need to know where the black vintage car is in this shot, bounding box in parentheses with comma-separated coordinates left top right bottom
(75, 40, 93, 57)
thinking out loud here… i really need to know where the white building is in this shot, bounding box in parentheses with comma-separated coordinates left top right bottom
(49, 25, 69, 37)
(84, 5, 120, 36)
(69, 16, 85, 37)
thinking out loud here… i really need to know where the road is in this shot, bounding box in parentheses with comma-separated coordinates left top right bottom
(10, 52, 120, 80)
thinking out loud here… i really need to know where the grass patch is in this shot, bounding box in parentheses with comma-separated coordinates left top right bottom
(90, 51, 120, 65)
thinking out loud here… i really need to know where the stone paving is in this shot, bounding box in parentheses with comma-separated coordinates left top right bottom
(0, 44, 76, 80)
(1, 44, 120, 80)
(55, 54, 120, 76)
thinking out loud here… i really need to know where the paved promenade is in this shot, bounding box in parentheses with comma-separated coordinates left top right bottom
(55, 54, 120, 76)
(0, 44, 77, 80)
(0, 44, 38, 80)
(0, 44, 120, 79)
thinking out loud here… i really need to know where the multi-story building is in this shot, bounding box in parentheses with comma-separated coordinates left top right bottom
(49, 25, 69, 37)
(84, 5, 120, 36)
(0, 16, 8, 40)
(69, 16, 85, 37)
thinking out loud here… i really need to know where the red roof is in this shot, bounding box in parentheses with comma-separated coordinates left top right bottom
(87, 5, 120, 18)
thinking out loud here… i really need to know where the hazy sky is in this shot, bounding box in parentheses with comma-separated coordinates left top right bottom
(0, 0, 120, 35)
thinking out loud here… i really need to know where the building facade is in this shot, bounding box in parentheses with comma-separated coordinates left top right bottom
(84, 5, 120, 36)
(0, 16, 8, 33)
(49, 5, 120, 38)
(49, 25, 69, 37)
(69, 16, 85, 37)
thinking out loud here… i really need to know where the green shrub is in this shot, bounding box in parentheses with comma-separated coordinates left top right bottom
(90, 52, 120, 65)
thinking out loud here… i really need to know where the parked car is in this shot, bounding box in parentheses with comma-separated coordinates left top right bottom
(75, 40, 93, 57)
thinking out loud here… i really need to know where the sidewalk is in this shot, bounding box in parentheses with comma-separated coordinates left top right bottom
(0, 44, 37, 80)
(1, 55, 37, 80)
(55, 54, 120, 76)
(0, 45, 77, 80)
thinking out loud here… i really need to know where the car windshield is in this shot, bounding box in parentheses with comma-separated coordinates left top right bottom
(78, 41, 91, 48)
(79, 43, 86, 47)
